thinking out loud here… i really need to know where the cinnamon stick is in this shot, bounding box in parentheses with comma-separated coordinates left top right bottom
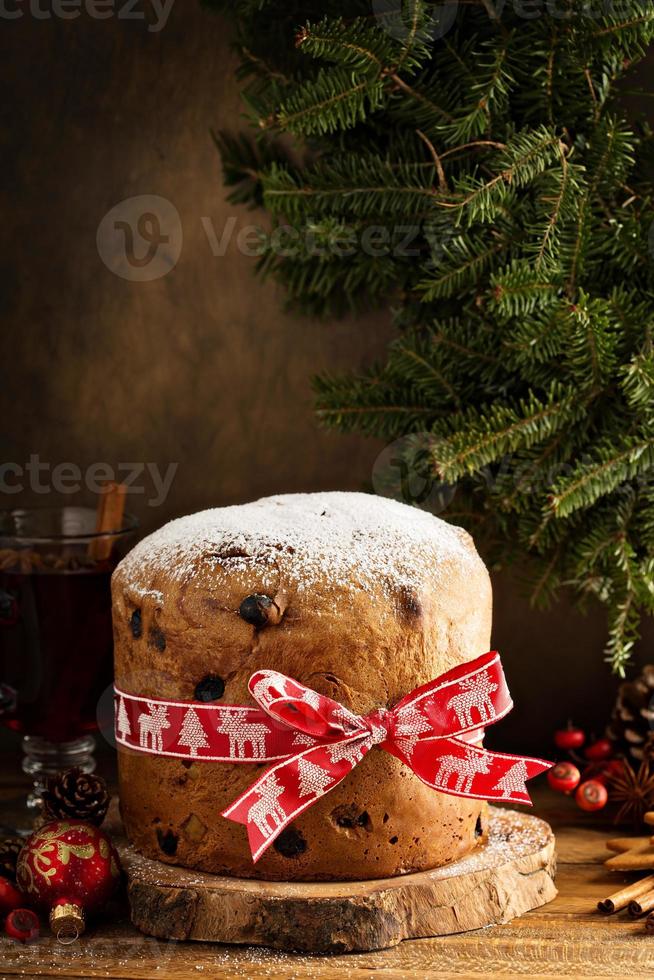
(646, 911, 654, 932)
(88, 482, 126, 561)
(629, 889, 654, 917)
(598, 874, 654, 914)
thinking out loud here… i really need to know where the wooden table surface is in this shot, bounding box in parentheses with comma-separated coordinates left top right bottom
(2, 773, 654, 979)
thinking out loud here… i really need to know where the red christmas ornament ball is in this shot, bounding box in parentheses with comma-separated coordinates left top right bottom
(575, 779, 608, 812)
(16, 820, 121, 941)
(547, 761, 581, 794)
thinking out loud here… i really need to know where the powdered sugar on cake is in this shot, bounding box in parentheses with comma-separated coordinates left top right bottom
(117, 492, 475, 599)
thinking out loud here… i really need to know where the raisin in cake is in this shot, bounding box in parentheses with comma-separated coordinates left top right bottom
(112, 491, 492, 881)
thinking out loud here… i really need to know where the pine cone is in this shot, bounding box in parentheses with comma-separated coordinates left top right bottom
(607, 664, 654, 764)
(0, 837, 24, 882)
(41, 768, 110, 826)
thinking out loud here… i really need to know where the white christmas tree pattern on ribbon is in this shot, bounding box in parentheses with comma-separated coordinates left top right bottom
(493, 760, 529, 799)
(116, 695, 131, 740)
(297, 757, 334, 798)
(394, 704, 431, 758)
(291, 731, 316, 748)
(177, 707, 209, 757)
(327, 737, 367, 767)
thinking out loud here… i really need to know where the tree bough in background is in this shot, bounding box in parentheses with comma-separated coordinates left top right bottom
(209, 0, 654, 674)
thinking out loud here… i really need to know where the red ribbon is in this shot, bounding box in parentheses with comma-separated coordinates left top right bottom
(115, 651, 552, 862)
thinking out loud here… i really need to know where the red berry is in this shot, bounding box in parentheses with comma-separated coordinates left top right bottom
(584, 738, 613, 761)
(5, 908, 39, 943)
(590, 759, 626, 786)
(0, 877, 24, 916)
(554, 726, 585, 750)
(547, 761, 581, 794)
(575, 779, 608, 812)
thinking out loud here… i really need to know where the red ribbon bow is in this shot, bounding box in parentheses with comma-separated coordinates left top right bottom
(115, 651, 552, 862)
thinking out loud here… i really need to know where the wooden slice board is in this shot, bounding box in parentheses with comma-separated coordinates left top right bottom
(119, 807, 556, 953)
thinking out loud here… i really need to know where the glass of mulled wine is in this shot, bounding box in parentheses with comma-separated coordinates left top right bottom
(0, 506, 137, 810)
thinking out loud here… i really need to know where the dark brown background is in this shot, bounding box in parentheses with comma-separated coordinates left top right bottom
(0, 2, 652, 758)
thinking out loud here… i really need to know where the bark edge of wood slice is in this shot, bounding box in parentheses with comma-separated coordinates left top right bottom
(120, 807, 557, 953)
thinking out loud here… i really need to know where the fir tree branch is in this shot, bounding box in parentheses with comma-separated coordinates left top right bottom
(440, 128, 563, 220)
(499, 432, 565, 513)
(593, 14, 654, 39)
(544, 30, 557, 128)
(442, 32, 514, 144)
(566, 118, 633, 294)
(583, 67, 600, 122)
(480, 0, 499, 22)
(430, 330, 500, 365)
(432, 385, 581, 482)
(299, 32, 382, 69)
(440, 140, 507, 159)
(271, 72, 383, 135)
(396, 344, 460, 405)
(605, 510, 640, 675)
(294, 17, 397, 73)
(621, 351, 654, 409)
(534, 142, 572, 266)
(530, 543, 563, 609)
(490, 260, 560, 317)
(394, 0, 422, 72)
(217, 0, 654, 672)
(421, 234, 506, 301)
(261, 157, 441, 218)
(263, 180, 437, 208)
(386, 72, 454, 123)
(441, 32, 472, 78)
(549, 434, 654, 518)
(239, 45, 289, 83)
(416, 129, 448, 191)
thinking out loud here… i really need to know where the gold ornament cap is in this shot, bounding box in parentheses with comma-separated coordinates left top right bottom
(50, 903, 85, 944)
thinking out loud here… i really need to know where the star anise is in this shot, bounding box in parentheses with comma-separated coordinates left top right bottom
(608, 759, 654, 827)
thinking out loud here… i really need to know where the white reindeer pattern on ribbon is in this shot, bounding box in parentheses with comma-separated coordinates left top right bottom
(433, 748, 491, 794)
(250, 675, 285, 711)
(138, 703, 170, 752)
(446, 671, 499, 728)
(247, 773, 286, 838)
(218, 709, 269, 759)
